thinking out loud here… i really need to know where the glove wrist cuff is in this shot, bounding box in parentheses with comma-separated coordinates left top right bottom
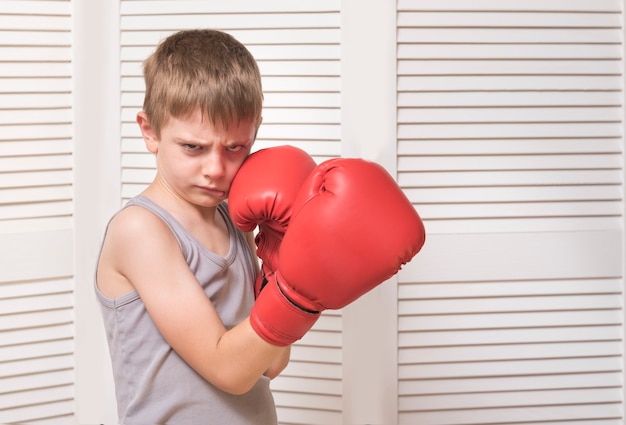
(250, 278, 320, 346)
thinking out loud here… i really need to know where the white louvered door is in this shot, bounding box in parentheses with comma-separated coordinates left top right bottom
(0, 1, 75, 424)
(2, 1, 624, 424)
(396, 0, 624, 423)
(119, 2, 343, 424)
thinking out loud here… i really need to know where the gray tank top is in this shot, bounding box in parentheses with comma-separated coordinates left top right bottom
(95, 195, 277, 425)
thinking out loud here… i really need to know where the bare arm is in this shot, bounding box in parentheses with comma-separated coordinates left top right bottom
(99, 207, 285, 395)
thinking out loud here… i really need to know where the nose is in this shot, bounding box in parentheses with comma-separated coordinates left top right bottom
(202, 151, 226, 179)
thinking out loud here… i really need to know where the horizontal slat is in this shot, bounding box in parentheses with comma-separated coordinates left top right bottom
(121, 168, 156, 184)
(0, 170, 72, 189)
(407, 185, 622, 203)
(0, 384, 74, 412)
(398, 122, 620, 139)
(399, 153, 622, 171)
(398, 106, 622, 123)
(400, 387, 621, 411)
(289, 345, 341, 364)
(0, 78, 72, 94)
(0, 277, 73, 299)
(399, 371, 622, 395)
(0, 1, 70, 15)
(0, 354, 74, 378)
(397, 12, 621, 28)
(121, 28, 340, 46)
(400, 356, 621, 380)
(399, 278, 621, 299)
(270, 376, 342, 395)
(0, 370, 73, 396)
(398, 75, 622, 91)
(398, 139, 622, 155)
(0, 308, 74, 332)
(280, 361, 342, 380)
(399, 310, 622, 331)
(415, 218, 624, 235)
(273, 391, 341, 411)
(400, 341, 622, 363)
(121, 13, 340, 31)
(399, 44, 621, 60)
(0, 140, 72, 157)
(276, 407, 342, 425)
(397, 0, 621, 12)
(0, 46, 71, 61)
(0, 62, 71, 78)
(121, 0, 339, 15)
(0, 125, 71, 141)
(398, 59, 621, 75)
(399, 403, 622, 425)
(399, 325, 622, 347)
(261, 107, 340, 123)
(0, 338, 73, 364)
(0, 154, 73, 172)
(0, 94, 71, 109)
(398, 28, 621, 43)
(400, 169, 622, 187)
(0, 185, 73, 204)
(399, 294, 621, 315)
(0, 201, 72, 221)
(398, 92, 621, 108)
(298, 329, 341, 347)
(258, 123, 340, 140)
(121, 153, 155, 168)
(414, 201, 622, 221)
(258, 60, 340, 76)
(0, 30, 70, 46)
(0, 400, 74, 425)
(0, 293, 73, 316)
(0, 15, 71, 31)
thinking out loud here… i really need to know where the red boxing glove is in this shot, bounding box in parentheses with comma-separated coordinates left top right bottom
(228, 145, 317, 296)
(251, 158, 426, 346)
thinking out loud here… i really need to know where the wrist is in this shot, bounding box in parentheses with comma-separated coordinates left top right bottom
(250, 277, 320, 346)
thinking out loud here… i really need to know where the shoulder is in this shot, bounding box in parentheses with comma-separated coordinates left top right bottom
(107, 204, 174, 245)
(102, 204, 183, 276)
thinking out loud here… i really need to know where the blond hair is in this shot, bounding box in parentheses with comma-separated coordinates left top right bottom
(142, 29, 263, 137)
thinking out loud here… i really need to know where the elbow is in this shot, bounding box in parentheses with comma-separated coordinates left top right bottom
(264, 346, 290, 380)
(211, 372, 259, 396)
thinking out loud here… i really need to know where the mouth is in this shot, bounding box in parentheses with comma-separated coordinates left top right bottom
(199, 186, 227, 198)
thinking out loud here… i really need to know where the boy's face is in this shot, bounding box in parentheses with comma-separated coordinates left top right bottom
(139, 108, 258, 208)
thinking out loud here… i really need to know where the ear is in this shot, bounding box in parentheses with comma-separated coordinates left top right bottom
(137, 111, 159, 153)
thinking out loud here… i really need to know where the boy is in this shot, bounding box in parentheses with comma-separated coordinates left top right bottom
(95, 29, 290, 424)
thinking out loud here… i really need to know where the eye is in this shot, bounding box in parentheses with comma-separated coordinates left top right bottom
(183, 144, 202, 151)
(226, 144, 245, 153)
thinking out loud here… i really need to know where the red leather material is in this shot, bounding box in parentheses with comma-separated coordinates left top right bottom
(249, 275, 320, 346)
(278, 158, 426, 311)
(228, 145, 317, 296)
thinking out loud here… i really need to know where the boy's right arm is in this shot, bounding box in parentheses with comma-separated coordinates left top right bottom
(99, 206, 287, 395)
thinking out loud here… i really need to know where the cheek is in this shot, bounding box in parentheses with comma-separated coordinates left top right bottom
(226, 158, 247, 181)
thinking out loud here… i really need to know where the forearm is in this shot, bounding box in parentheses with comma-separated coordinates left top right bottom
(210, 317, 285, 395)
